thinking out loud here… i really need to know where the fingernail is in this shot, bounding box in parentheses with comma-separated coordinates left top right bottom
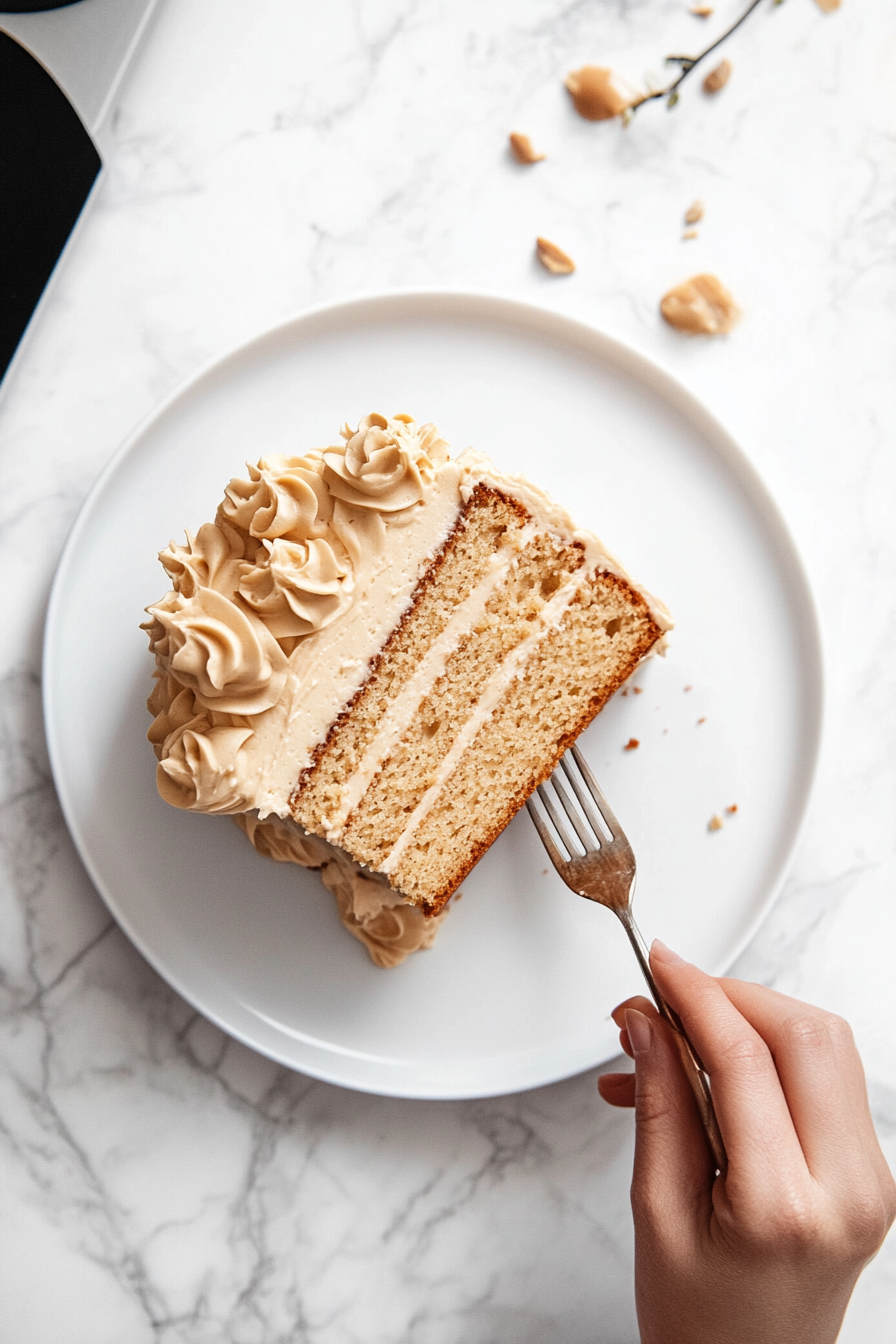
(651, 939, 688, 966)
(624, 1008, 652, 1058)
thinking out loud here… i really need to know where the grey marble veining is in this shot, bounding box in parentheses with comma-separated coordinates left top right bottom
(1, 1, 895, 1339)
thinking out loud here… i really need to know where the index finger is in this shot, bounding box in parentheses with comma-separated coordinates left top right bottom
(650, 941, 806, 1187)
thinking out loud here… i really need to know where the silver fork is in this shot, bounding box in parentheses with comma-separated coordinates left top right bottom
(527, 744, 727, 1175)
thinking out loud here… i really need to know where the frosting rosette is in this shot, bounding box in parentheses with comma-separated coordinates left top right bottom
(322, 413, 448, 513)
(157, 722, 255, 813)
(147, 670, 201, 759)
(159, 521, 247, 599)
(144, 587, 288, 714)
(221, 453, 332, 543)
(238, 535, 354, 638)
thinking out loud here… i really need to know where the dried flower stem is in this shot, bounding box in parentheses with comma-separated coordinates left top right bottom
(629, 0, 781, 113)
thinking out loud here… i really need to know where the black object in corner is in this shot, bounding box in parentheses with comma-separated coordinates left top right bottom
(0, 29, 101, 380)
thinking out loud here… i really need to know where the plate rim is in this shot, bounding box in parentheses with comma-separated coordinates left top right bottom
(42, 287, 825, 1099)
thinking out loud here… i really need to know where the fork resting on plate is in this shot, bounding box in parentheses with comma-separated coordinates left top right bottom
(527, 745, 727, 1175)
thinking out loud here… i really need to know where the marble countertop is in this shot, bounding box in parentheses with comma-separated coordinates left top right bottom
(1, 1, 894, 1339)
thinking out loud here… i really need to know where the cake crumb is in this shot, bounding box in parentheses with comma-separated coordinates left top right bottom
(509, 132, 545, 164)
(622, 688, 628, 696)
(564, 66, 632, 121)
(708, 813, 724, 832)
(661, 273, 740, 335)
(624, 737, 640, 751)
(682, 229, 699, 241)
(684, 685, 693, 692)
(726, 804, 738, 815)
(697, 716, 707, 724)
(633, 686, 644, 695)
(542, 868, 549, 876)
(536, 236, 576, 274)
(813, 0, 840, 11)
(690, 5, 714, 15)
(703, 58, 732, 95)
(684, 200, 705, 225)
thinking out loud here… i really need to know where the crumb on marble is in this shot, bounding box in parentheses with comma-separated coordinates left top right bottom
(660, 273, 740, 335)
(703, 58, 732, 95)
(509, 132, 545, 164)
(536, 236, 576, 274)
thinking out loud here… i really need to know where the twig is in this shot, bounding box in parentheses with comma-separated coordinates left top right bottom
(628, 0, 782, 113)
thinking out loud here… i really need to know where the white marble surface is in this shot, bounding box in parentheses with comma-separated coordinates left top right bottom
(1, 0, 894, 1339)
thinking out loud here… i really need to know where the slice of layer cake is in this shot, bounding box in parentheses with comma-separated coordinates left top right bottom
(143, 413, 670, 967)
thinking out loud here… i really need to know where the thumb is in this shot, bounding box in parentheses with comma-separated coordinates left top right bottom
(626, 1008, 715, 1228)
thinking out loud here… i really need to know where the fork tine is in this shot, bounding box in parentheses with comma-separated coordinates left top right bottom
(525, 795, 566, 870)
(570, 745, 623, 839)
(559, 753, 611, 844)
(549, 771, 596, 852)
(534, 782, 580, 860)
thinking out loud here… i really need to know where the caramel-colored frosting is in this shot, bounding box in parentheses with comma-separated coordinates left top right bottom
(322, 413, 448, 515)
(144, 586, 288, 714)
(233, 813, 444, 968)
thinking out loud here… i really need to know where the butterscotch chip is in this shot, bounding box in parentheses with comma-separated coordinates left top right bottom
(509, 132, 545, 164)
(703, 58, 732, 94)
(684, 200, 704, 225)
(660, 273, 740, 335)
(564, 66, 631, 121)
(536, 237, 576, 275)
(708, 813, 724, 832)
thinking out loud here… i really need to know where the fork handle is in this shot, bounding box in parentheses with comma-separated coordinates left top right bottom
(617, 911, 728, 1176)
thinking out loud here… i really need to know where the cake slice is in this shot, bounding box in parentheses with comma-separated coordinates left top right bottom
(143, 413, 670, 966)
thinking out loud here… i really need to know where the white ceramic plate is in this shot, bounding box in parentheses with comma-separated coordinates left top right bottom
(44, 292, 822, 1099)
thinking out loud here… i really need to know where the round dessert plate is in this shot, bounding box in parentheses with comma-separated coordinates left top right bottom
(44, 292, 822, 1100)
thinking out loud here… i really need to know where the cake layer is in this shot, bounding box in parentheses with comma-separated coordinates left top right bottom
(384, 570, 662, 910)
(335, 529, 584, 860)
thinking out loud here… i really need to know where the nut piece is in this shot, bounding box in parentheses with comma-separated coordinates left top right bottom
(660, 273, 740, 336)
(703, 58, 732, 94)
(708, 813, 724, 832)
(509, 132, 545, 164)
(564, 66, 631, 121)
(536, 237, 576, 275)
(684, 199, 704, 225)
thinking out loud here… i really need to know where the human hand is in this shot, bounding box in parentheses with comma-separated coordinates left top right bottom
(598, 941, 896, 1344)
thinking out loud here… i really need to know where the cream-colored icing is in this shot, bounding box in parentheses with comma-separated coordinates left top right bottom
(233, 812, 444, 968)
